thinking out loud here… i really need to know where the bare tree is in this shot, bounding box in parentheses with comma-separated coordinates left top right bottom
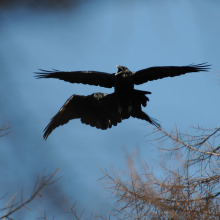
(97, 124, 220, 220)
(0, 124, 61, 219)
(0, 124, 10, 138)
(0, 169, 60, 220)
(3, 127, 219, 219)
(37, 197, 92, 220)
(0, 124, 89, 219)
(97, 73, 220, 220)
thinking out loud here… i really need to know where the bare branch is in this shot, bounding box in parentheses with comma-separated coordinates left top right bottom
(0, 169, 60, 219)
(0, 124, 10, 138)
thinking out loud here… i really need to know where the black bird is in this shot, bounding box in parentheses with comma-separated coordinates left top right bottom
(42, 89, 159, 140)
(35, 63, 210, 113)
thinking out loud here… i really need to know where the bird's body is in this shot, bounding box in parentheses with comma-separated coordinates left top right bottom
(114, 66, 134, 97)
(42, 90, 157, 140)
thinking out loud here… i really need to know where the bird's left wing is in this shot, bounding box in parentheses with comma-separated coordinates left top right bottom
(133, 63, 210, 85)
(43, 92, 122, 140)
(43, 94, 86, 140)
(35, 69, 115, 88)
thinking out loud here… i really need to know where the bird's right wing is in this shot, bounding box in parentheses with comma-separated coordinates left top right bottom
(35, 69, 115, 88)
(133, 63, 210, 85)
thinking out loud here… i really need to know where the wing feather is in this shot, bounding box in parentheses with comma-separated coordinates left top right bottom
(133, 63, 211, 85)
(43, 94, 86, 140)
(43, 93, 121, 140)
(35, 69, 115, 88)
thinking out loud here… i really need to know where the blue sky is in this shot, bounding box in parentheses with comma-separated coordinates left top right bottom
(0, 1, 220, 219)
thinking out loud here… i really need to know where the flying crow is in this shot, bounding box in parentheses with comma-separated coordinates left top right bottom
(35, 63, 210, 113)
(42, 89, 159, 140)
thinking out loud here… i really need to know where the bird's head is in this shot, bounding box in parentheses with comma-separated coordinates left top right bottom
(115, 65, 130, 75)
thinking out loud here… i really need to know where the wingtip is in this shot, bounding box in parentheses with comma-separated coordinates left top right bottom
(34, 73, 47, 79)
(43, 129, 50, 140)
(190, 62, 211, 72)
(150, 117, 161, 128)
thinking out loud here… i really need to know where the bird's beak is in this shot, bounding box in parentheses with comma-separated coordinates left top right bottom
(115, 65, 120, 75)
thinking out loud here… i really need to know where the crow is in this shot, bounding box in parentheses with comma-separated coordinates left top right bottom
(35, 63, 210, 113)
(42, 89, 159, 140)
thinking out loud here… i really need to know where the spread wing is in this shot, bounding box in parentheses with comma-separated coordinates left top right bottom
(43, 93, 122, 140)
(133, 63, 211, 85)
(35, 69, 115, 88)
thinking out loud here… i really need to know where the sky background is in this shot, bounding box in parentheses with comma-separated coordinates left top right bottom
(0, 0, 220, 219)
